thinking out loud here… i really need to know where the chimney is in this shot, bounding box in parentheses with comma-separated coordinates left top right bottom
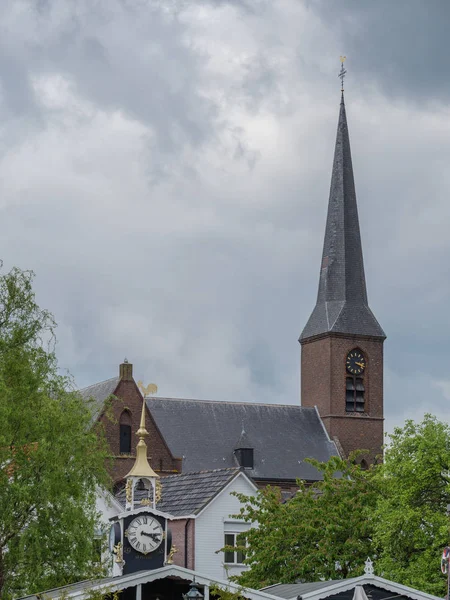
(119, 358, 133, 381)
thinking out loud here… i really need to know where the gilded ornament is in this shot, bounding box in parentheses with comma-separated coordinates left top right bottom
(137, 381, 158, 396)
(113, 542, 124, 564)
(166, 544, 178, 565)
(140, 498, 151, 506)
(125, 479, 133, 504)
(155, 479, 162, 504)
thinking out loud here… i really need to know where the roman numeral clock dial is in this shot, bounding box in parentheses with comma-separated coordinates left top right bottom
(126, 515, 163, 555)
(346, 350, 366, 375)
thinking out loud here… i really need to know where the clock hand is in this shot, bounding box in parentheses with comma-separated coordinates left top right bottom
(355, 362, 365, 368)
(142, 531, 161, 541)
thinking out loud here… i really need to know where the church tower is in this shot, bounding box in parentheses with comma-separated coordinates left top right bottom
(300, 80, 386, 462)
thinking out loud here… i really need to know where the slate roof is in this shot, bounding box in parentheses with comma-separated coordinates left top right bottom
(147, 398, 338, 481)
(300, 94, 385, 341)
(116, 467, 244, 516)
(79, 376, 120, 420)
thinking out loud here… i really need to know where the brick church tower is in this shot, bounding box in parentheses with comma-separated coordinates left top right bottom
(300, 91, 386, 462)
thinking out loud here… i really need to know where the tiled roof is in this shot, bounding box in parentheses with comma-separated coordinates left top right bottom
(147, 398, 338, 481)
(79, 376, 120, 421)
(300, 94, 385, 341)
(79, 379, 338, 482)
(116, 468, 242, 516)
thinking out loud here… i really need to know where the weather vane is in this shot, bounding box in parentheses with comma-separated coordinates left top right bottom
(338, 56, 347, 92)
(137, 381, 158, 396)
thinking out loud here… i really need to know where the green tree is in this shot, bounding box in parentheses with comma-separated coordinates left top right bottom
(373, 414, 450, 596)
(0, 265, 110, 599)
(230, 455, 377, 588)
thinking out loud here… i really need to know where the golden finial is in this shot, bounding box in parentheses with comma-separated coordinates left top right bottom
(125, 393, 159, 480)
(338, 56, 347, 92)
(136, 392, 149, 439)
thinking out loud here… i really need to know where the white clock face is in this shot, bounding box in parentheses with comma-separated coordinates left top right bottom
(127, 515, 164, 554)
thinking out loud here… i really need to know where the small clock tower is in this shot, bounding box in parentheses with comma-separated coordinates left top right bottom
(109, 387, 173, 575)
(300, 79, 386, 463)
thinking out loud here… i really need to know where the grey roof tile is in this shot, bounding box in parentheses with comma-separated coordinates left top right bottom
(300, 94, 385, 341)
(79, 376, 120, 421)
(147, 398, 338, 481)
(116, 467, 241, 516)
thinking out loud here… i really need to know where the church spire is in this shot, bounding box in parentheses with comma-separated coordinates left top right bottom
(300, 82, 385, 341)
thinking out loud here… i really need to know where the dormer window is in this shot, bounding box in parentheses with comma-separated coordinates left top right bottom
(234, 448, 254, 469)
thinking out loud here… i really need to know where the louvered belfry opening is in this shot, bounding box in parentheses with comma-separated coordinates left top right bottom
(346, 376, 365, 413)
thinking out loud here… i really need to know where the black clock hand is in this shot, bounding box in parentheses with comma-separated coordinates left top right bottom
(142, 531, 161, 541)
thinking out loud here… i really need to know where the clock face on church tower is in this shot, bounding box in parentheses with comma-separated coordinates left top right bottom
(346, 350, 366, 375)
(127, 515, 163, 555)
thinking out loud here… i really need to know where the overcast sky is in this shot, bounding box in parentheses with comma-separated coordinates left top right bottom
(1, 0, 450, 434)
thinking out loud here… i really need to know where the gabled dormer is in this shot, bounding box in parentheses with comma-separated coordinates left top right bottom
(234, 426, 254, 469)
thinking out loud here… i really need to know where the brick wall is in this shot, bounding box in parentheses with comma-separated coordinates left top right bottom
(169, 518, 195, 570)
(97, 363, 181, 484)
(301, 333, 384, 461)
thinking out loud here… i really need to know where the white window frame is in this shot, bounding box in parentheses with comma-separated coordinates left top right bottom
(223, 532, 245, 565)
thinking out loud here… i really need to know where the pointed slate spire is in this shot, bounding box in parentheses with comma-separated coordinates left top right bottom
(300, 93, 385, 341)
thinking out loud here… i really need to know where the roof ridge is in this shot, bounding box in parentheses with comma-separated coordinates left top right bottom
(161, 467, 240, 480)
(147, 397, 315, 409)
(79, 375, 120, 393)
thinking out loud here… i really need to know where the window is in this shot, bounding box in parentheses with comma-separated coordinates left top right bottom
(93, 537, 102, 566)
(346, 377, 365, 413)
(234, 448, 254, 469)
(119, 410, 132, 454)
(224, 533, 245, 564)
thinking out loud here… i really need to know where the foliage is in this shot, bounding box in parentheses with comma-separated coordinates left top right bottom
(373, 415, 450, 596)
(230, 415, 450, 596)
(84, 587, 122, 600)
(0, 265, 110, 599)
(210, 585, 248, 600)
(229, 455, 377, 588)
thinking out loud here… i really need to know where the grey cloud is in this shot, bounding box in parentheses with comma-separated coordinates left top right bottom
(0, 0, 449, 435)
(310, 0, 450, 103)
(0, 0, 217, 160)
